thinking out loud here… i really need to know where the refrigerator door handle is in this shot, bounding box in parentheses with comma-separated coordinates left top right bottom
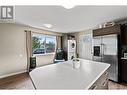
(101, 43, 106, 56)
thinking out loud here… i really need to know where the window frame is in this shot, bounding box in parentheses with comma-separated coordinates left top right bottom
(32, 32, 57, 56)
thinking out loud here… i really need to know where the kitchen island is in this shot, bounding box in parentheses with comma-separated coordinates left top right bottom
(30, 59, 110, 89)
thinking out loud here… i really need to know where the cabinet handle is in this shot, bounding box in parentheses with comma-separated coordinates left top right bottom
(102, 80, 108, 86)
(106, 78, 108, 81)
(104, 72, 108, 76)
(91, 85, 97, 90)
(102, 82, 105, 86)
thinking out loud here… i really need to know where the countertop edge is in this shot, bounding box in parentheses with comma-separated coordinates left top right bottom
(85, 64, 110, 89)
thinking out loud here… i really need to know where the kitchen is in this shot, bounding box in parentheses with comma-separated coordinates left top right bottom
(26, 22, 127, 89)
(77, 23, 127, 83)
(31, 22, 127, 89)
(1, 6, 127, 90)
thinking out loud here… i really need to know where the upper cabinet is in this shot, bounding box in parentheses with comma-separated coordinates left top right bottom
(121, 24, 127, 45)
(93, 25, 121, 37)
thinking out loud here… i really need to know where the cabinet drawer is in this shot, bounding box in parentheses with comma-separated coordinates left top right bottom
(96, 71, 108, 86)
(89, 71, 108, 90)
(96, 79, 108, 89)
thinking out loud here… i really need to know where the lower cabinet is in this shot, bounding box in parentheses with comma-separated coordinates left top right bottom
(89, 71, 108, 90)
(121, 59, 127, 82)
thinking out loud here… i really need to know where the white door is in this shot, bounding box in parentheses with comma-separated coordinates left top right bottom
(79, 33, 92, 60)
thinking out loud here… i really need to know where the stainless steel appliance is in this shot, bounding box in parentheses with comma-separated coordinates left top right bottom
(92, 34, 118, 82)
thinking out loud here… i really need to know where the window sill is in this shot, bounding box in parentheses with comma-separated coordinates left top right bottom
(33, 53, 55, 57)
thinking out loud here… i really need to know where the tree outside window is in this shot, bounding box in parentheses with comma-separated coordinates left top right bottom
(32, 33, 56, 55)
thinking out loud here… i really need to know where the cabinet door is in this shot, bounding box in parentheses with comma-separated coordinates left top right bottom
(93, 25, 120, 37)
(121, 25, 127, 45)
(121, 59, 127, 82)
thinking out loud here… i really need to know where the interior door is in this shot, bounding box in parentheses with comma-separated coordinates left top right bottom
(79, 33, 92, 60)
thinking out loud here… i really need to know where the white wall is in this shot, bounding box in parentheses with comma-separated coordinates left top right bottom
(0, 24, 28, 78)
(0, 23, 61, 78)
(36, 54, 55, 67)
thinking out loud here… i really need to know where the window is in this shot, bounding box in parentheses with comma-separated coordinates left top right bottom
(46, 36, 56, 53)
(32, 33, 56, 55)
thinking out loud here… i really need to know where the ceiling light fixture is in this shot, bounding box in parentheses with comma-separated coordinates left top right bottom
(43, 24, 52, 28)
(62, 4, 75, 9)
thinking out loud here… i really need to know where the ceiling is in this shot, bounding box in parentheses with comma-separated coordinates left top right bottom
(14, 6, 127, 33)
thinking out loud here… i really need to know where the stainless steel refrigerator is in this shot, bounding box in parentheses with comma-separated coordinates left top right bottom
(92, 34, 118, 82)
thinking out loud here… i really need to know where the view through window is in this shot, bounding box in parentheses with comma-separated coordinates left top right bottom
(32, 33, 56, 55)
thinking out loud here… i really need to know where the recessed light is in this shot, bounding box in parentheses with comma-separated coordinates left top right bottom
(43, 24, 52, 28)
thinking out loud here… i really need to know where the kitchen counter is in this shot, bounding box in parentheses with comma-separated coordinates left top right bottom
(121, 57, 127, 60)
(30, 59, 110, 89)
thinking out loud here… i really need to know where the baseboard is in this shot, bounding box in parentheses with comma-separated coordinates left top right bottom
(0, 70, 27, 79)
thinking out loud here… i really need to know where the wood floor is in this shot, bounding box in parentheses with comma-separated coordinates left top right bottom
(108, 80, 127, 90)
(0, 73, 127, 90)
(0, 73, 35, 89)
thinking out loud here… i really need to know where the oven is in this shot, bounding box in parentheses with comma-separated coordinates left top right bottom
(93, 45, 102, 62)
(93, 46, 101, 57)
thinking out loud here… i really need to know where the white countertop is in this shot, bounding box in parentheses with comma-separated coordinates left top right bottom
(121, 57, 127, 60)
(30, 59, 110, 89)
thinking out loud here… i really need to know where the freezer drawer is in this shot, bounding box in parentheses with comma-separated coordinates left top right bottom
(102, 55, 118, 82)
